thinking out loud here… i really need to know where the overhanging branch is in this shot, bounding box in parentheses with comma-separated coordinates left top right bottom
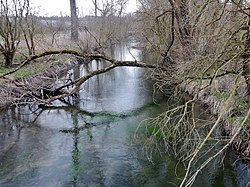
(0, 50, 116, 78)
(0, 49, 159, 105)
(41, 59, 158, 104)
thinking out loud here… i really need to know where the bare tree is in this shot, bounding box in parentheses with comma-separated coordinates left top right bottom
(70, 0, 78, 41)
(21, 0, 36, 55)
(81, 0, 129, 52)
(243, 21, 250, 94)
(0, 0, 28, 67)
(136, 0, 250, 186)
(168, 0, 192, 57)
(93, 0, 128, 17)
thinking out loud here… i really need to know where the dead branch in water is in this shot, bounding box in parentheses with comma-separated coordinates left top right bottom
(0, 49, 160, 106)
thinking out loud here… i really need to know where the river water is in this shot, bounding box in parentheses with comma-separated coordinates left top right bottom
(0, 43, 249, 186)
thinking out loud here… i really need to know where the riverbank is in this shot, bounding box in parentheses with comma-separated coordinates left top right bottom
(1, 60, 248, 187)
(0, 57, 80, 110)
(0, 48, 249, 160)
(181, 74, 250, 158)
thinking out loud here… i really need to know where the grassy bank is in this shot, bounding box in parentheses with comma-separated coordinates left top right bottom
(0, 58, 64, 79)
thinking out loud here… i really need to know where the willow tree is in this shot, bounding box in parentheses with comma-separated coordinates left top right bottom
(0, 0, 29, 67)
(137, 0, 250, 186)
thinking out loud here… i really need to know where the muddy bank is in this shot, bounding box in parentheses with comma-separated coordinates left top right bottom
(181, 74, 250, 157)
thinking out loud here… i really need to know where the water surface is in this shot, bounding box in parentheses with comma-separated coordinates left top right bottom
(0, 43, 249, 187)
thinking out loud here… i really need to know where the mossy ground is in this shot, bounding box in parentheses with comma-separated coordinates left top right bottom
(0, 58, 64, 79)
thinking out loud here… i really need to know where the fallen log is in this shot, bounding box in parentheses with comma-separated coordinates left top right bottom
(0, 49, 161, 106)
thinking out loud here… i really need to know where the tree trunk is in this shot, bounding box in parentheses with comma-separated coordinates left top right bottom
(4, 53, 14, 67)
(70, 0, 78, 41)
(243, 60, 250, 95)
(94, 0, 97, 17)
(168, 0, 192, 58)
(243, 17, 250, 95)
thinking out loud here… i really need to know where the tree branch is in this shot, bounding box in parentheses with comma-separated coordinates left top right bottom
(0, 49, 159, 105)
(0, 50, 116, 78)
(41, 60, 158, 104)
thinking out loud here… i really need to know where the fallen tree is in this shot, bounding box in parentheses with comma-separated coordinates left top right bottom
(0, 50, 160, 107)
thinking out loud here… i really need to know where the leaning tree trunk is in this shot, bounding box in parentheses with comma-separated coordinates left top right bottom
(70, 0, 78, 42)
(168, 0, 192, 58)
(243, 17, 250, 95)
(243, 60, 250, 95)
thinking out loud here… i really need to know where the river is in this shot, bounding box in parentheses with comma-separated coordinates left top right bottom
(0, 43, 249, 186)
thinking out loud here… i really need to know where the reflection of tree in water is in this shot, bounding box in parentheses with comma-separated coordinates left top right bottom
(0, 106, 44, 155)
(69, 81, 82, 186)
(70, 112, 81, 186)
(69, 111, 107, 186)
(69, 88, 94, 186)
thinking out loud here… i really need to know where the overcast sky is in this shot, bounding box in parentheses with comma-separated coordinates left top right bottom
(31, 0, 137, 16)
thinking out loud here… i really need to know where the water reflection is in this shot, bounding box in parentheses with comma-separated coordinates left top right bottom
(0, 43, 250, 186)
(69, 112, 81, 186)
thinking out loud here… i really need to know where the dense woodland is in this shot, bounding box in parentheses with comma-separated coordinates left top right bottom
(0, 0, 249, 186)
